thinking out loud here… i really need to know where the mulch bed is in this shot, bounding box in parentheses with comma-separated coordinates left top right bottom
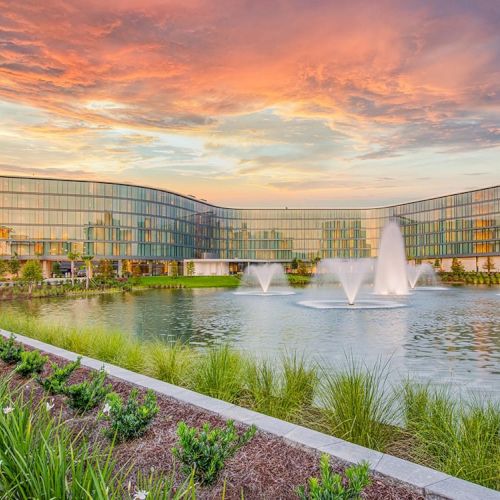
(0, 347, 424, 500)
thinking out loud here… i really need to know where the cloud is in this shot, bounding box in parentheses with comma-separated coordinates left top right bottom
(0, 0, 499, 206)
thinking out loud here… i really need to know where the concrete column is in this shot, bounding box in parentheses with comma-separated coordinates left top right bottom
(117, 260, 123, 278)
(41, 260, 51, 279)
(148, 261, 153, 275)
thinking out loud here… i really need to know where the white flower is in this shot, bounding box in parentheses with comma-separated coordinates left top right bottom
(46, 400, 55, 411)
(133, 490, 148, 500)
(2, 406, 13, 415)
(102, 402, 111, 415)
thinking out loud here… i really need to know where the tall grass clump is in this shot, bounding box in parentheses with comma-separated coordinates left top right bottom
(147, 341, 195, 386)
(281, 353, 317, 418)
(0, 385, 123, 498)
(403, 383, 500, 489)
(320, 358, 397, 451)
(193, 345, 243, 403)
(244, 358, 281, 416)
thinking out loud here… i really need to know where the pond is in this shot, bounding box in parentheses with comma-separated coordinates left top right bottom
(4, 285, 500, 400)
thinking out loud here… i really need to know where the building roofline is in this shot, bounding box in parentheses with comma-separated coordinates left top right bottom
(0, 174, 498, 211)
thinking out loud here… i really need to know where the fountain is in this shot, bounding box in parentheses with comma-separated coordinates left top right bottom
(374, 222, 409, 295)
(234, 263, 295, 296)
(317, 258, 373, 305)
(299, 257, 405, 309)
(406, 263, 436, 289)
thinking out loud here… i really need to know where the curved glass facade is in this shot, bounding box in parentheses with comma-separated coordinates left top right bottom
(0, 176, 499, 261)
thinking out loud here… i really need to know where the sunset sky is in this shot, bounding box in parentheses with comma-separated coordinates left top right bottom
(0, 0, 499, 207)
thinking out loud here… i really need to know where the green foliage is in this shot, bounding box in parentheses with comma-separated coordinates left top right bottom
(169, 260, 179, 278)
(297, 454, 371, 500)
(246, 354, 317, 420)
(450, 257, 465, 275)
(147, 341, 194, 386)
(52, 261, 62, 277)
(21, 260, 43, 293)
(101, 389, 159, 442)
(194, 345, 243, 403)
(0, 260, 7, 278)
(403, 384, 500, 489)
(172, 420, 256, 485)
(281, 353, 317, 413)
(185, 261, 195, 276)
(15, 350, 48, 376)
(66, 368, 112, 413)
(131, 469, 197, 499)
(38, 357, 81, 394)
(0, 397, 123, 498)
(320, 359, 396, 451)
(7, 255, 20, 277)
(482, 256, 495, 274)
(297, 260, 309, 276)
(96, 259, 114, 279)
(138, 275, 240, 288)
(0, 334, 24, 364)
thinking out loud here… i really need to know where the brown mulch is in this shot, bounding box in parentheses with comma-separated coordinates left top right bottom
(0, 350, 424, 500)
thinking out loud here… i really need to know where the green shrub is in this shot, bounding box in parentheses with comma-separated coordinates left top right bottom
(172, 420, 256, 485)
(297, 454, 370, 499)
(38, 357, 81, 394)
(101, 389, 159, 442)
(0, 334, 23, 364)
(15, 350, 48, 377)
(66, 368, 112, 413)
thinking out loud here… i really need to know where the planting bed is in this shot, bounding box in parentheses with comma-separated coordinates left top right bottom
(0, 346, 424, 500)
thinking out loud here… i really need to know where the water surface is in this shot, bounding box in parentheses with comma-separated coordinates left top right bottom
(4, 285, 499, 400)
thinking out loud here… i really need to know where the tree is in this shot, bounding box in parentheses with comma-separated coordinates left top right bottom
(82, 255, 94, 289)
(451, 258, 465, 275)
(297, 260, 308, 276)
(169, 261, 179, 278)
(8, 255, 20, 278)
(291, 257, 299, 271)
(96, 259, 114, 279)
(21, 260, 43, 295)
(433, 258, 442, 271)
(52, 262, 62, 277)
(66, 251, 79, 286)
(185, 261, 195, 276)
(0, 260, 7, 279)
(482, 256, 495, 274)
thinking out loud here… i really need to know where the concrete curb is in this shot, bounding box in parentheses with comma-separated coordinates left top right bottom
(1, 329, 499, 500)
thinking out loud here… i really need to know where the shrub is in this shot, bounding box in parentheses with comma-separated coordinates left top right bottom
(172, 420, 256, 485)
(101, 389, 159, 442)
(297, 454, 370, 500)
(0, 334, 24, 364)
(38, 357, 81, 394)
(15, 350, 48, 377)
(66, 368, 112, 413)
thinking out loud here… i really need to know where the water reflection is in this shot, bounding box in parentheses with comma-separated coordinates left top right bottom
(2, 286, 499, 399)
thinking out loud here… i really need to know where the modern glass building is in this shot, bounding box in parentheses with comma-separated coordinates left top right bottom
(0, 176, 498, 272)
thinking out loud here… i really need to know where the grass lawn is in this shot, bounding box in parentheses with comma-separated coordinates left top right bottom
(137, 275, 241, 288)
